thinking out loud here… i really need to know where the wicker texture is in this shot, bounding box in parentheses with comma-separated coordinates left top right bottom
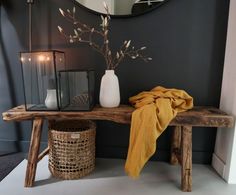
(48, 120, 96, 179)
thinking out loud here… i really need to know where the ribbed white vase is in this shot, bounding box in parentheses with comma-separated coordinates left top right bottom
(99, 70, 120, 108)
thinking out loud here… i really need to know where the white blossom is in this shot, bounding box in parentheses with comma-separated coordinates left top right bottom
(57, 26, 63, 33)
(104, 17, 108, 26)
(116, 52, 120, 59)
(59, 8, 65, 17)
(126, 40, 131, 48)
(105, 30, 108, 36)
(74, 29, 79, 36)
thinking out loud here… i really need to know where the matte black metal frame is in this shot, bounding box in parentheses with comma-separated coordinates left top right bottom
(20, 50, 66, 111)
(58, 69, 95, 111)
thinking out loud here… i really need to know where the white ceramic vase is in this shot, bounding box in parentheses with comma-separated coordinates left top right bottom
(45, 89, 58, 109)
(99, 70, 120, 108)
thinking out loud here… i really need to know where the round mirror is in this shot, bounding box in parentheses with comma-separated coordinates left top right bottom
(74, 0, 169, 17)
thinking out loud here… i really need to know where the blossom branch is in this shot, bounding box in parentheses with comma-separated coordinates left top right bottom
(58, 2, 152, 70)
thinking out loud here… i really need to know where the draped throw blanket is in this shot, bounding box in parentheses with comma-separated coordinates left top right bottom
(125, 86, 193, 178)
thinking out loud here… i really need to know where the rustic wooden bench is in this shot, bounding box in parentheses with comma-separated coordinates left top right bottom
(2, 105, 234, 192)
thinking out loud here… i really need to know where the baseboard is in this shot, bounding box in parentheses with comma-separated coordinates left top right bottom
(212, 153, 226, 179)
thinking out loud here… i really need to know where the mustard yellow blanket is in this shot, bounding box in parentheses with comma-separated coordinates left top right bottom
(125, 86, 193, 178)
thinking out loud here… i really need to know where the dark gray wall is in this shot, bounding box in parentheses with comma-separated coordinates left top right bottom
(0, 0, 229, 163)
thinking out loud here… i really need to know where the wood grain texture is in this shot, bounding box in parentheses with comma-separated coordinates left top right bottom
(181, 126, 192, 192)
(170, 126, 182, 165)
(37, 146, 49, 162)
(2, 105, 235, 127)
(24, 118, 43, 187)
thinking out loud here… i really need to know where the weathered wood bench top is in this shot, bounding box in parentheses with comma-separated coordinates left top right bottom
(2, 105, 234, 128)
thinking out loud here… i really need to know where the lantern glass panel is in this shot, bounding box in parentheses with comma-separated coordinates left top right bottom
(59, 70, 95, 111)
(20, 51, 66, 111)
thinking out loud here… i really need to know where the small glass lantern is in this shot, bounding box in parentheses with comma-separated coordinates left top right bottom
(59, 70, 95, 111)
(20, 50, 66, 111)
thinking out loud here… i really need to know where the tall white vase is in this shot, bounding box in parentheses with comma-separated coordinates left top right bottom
(99, 70, 120, 108)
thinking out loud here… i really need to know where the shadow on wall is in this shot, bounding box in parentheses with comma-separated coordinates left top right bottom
(0, 0, 23, 152)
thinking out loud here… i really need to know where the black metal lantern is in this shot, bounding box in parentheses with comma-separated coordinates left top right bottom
(59, 70, 95, 111)
(20, 50, 66, 111)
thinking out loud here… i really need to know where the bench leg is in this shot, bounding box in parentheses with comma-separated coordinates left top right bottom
(24, 118, 43, 187)
(181, 126, 192, 192)
(170, 126, 182, 165)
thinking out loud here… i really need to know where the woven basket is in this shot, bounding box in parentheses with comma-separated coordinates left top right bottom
(48, 120, 96, 180)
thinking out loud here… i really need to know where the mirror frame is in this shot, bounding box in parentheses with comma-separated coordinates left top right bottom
(73, 0, 170, 18)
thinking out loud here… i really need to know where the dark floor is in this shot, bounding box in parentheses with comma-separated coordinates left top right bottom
(0, 152, 25, 181)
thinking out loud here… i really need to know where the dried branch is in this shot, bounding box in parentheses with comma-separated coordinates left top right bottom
(58, 2, 152, 70)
